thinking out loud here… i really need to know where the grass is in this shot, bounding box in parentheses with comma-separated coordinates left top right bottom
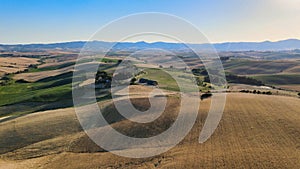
(223, 59, 299, 75)
(0, 71, 75, 117)
(0, 74, 73, 107)
(0, 68, 115, 117)
(0, 59, 121, 117)
(140, 68, 223, 92)
(96, 57, 119, 63)
(251, 74, 300, 85)
(140, 68, 180, 91)
(139, 68, 201, 92)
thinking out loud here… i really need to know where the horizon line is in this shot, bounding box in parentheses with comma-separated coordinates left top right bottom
(0, 38, 299, 46)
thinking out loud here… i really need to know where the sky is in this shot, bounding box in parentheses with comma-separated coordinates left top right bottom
(0, 0, 300, 44)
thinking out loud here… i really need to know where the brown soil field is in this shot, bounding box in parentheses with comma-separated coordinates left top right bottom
(12, 66, 74, 82)
(0, 93, 299, 168)
(277, 85, 300, 92)
(0, 57, 39, 66)
(282, 65, 300, 74)
(0, 57, 39, 75)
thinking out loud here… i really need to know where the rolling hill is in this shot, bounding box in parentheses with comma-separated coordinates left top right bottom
(0, 91, 299, 169)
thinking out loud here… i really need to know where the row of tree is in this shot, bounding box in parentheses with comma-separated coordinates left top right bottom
(240, 90, 272, 95)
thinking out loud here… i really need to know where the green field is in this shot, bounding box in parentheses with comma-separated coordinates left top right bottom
(223, 59, 299, 75)
(139, 68, 206, 92)
(0, 72, 74, 116)
(0, 62, 116, 117)
(251, 74, 300, 85)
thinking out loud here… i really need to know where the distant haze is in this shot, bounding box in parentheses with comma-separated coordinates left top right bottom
(1, 39, 300, 52)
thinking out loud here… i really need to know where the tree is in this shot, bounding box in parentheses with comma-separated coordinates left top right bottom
(130, 77, 137, 85)
(28, 64, 38, 69)
(201, 92, 212, 100)
(195, 77, 203, 86)
(240, 90, 250, 93)
(117, 60, 122, 65)
(298, 92, 300, 97)
(95, 71, 111, 83)
(192, 68, 208, 76)
(266, 91, 272, 95)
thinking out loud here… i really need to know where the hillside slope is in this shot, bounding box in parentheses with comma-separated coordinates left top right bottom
(0, 93, 299, 168)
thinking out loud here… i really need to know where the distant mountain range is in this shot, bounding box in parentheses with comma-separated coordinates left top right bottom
(212, 39, 300, 51)
(1, 39, 300, 52)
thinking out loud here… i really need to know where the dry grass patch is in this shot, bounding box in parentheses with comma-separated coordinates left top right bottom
(0, 93, 299, 168)
(0, 57, 39, 75)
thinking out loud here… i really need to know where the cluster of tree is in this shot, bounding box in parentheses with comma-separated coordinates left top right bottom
(193, 76, 202, 86)
(28, 64, 38, 69)
(15, 79, 30, 83)
(191, 68, 208, 76)
(129, 70, 147, 85)
(95, 71, 112, 84)
(220, 56, 231, 61)
(159, 65, 175, 69)
(0, 76, 12, 86)
(225, 74, 264, 86)
(240, 90, 272, 95)
(130, 77, 137, 85)
(201, 92, 212, 100)
(0, 54, 14, 57)
(117, 59, 122, 65)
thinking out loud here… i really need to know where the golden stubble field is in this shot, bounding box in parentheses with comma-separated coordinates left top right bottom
(0, 57, 39, 75)
(0, 91, 299, 169)
(12, 66, 74, 82)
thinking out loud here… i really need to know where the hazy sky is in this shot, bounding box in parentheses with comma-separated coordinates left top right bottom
(0, 0, 299, 44)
